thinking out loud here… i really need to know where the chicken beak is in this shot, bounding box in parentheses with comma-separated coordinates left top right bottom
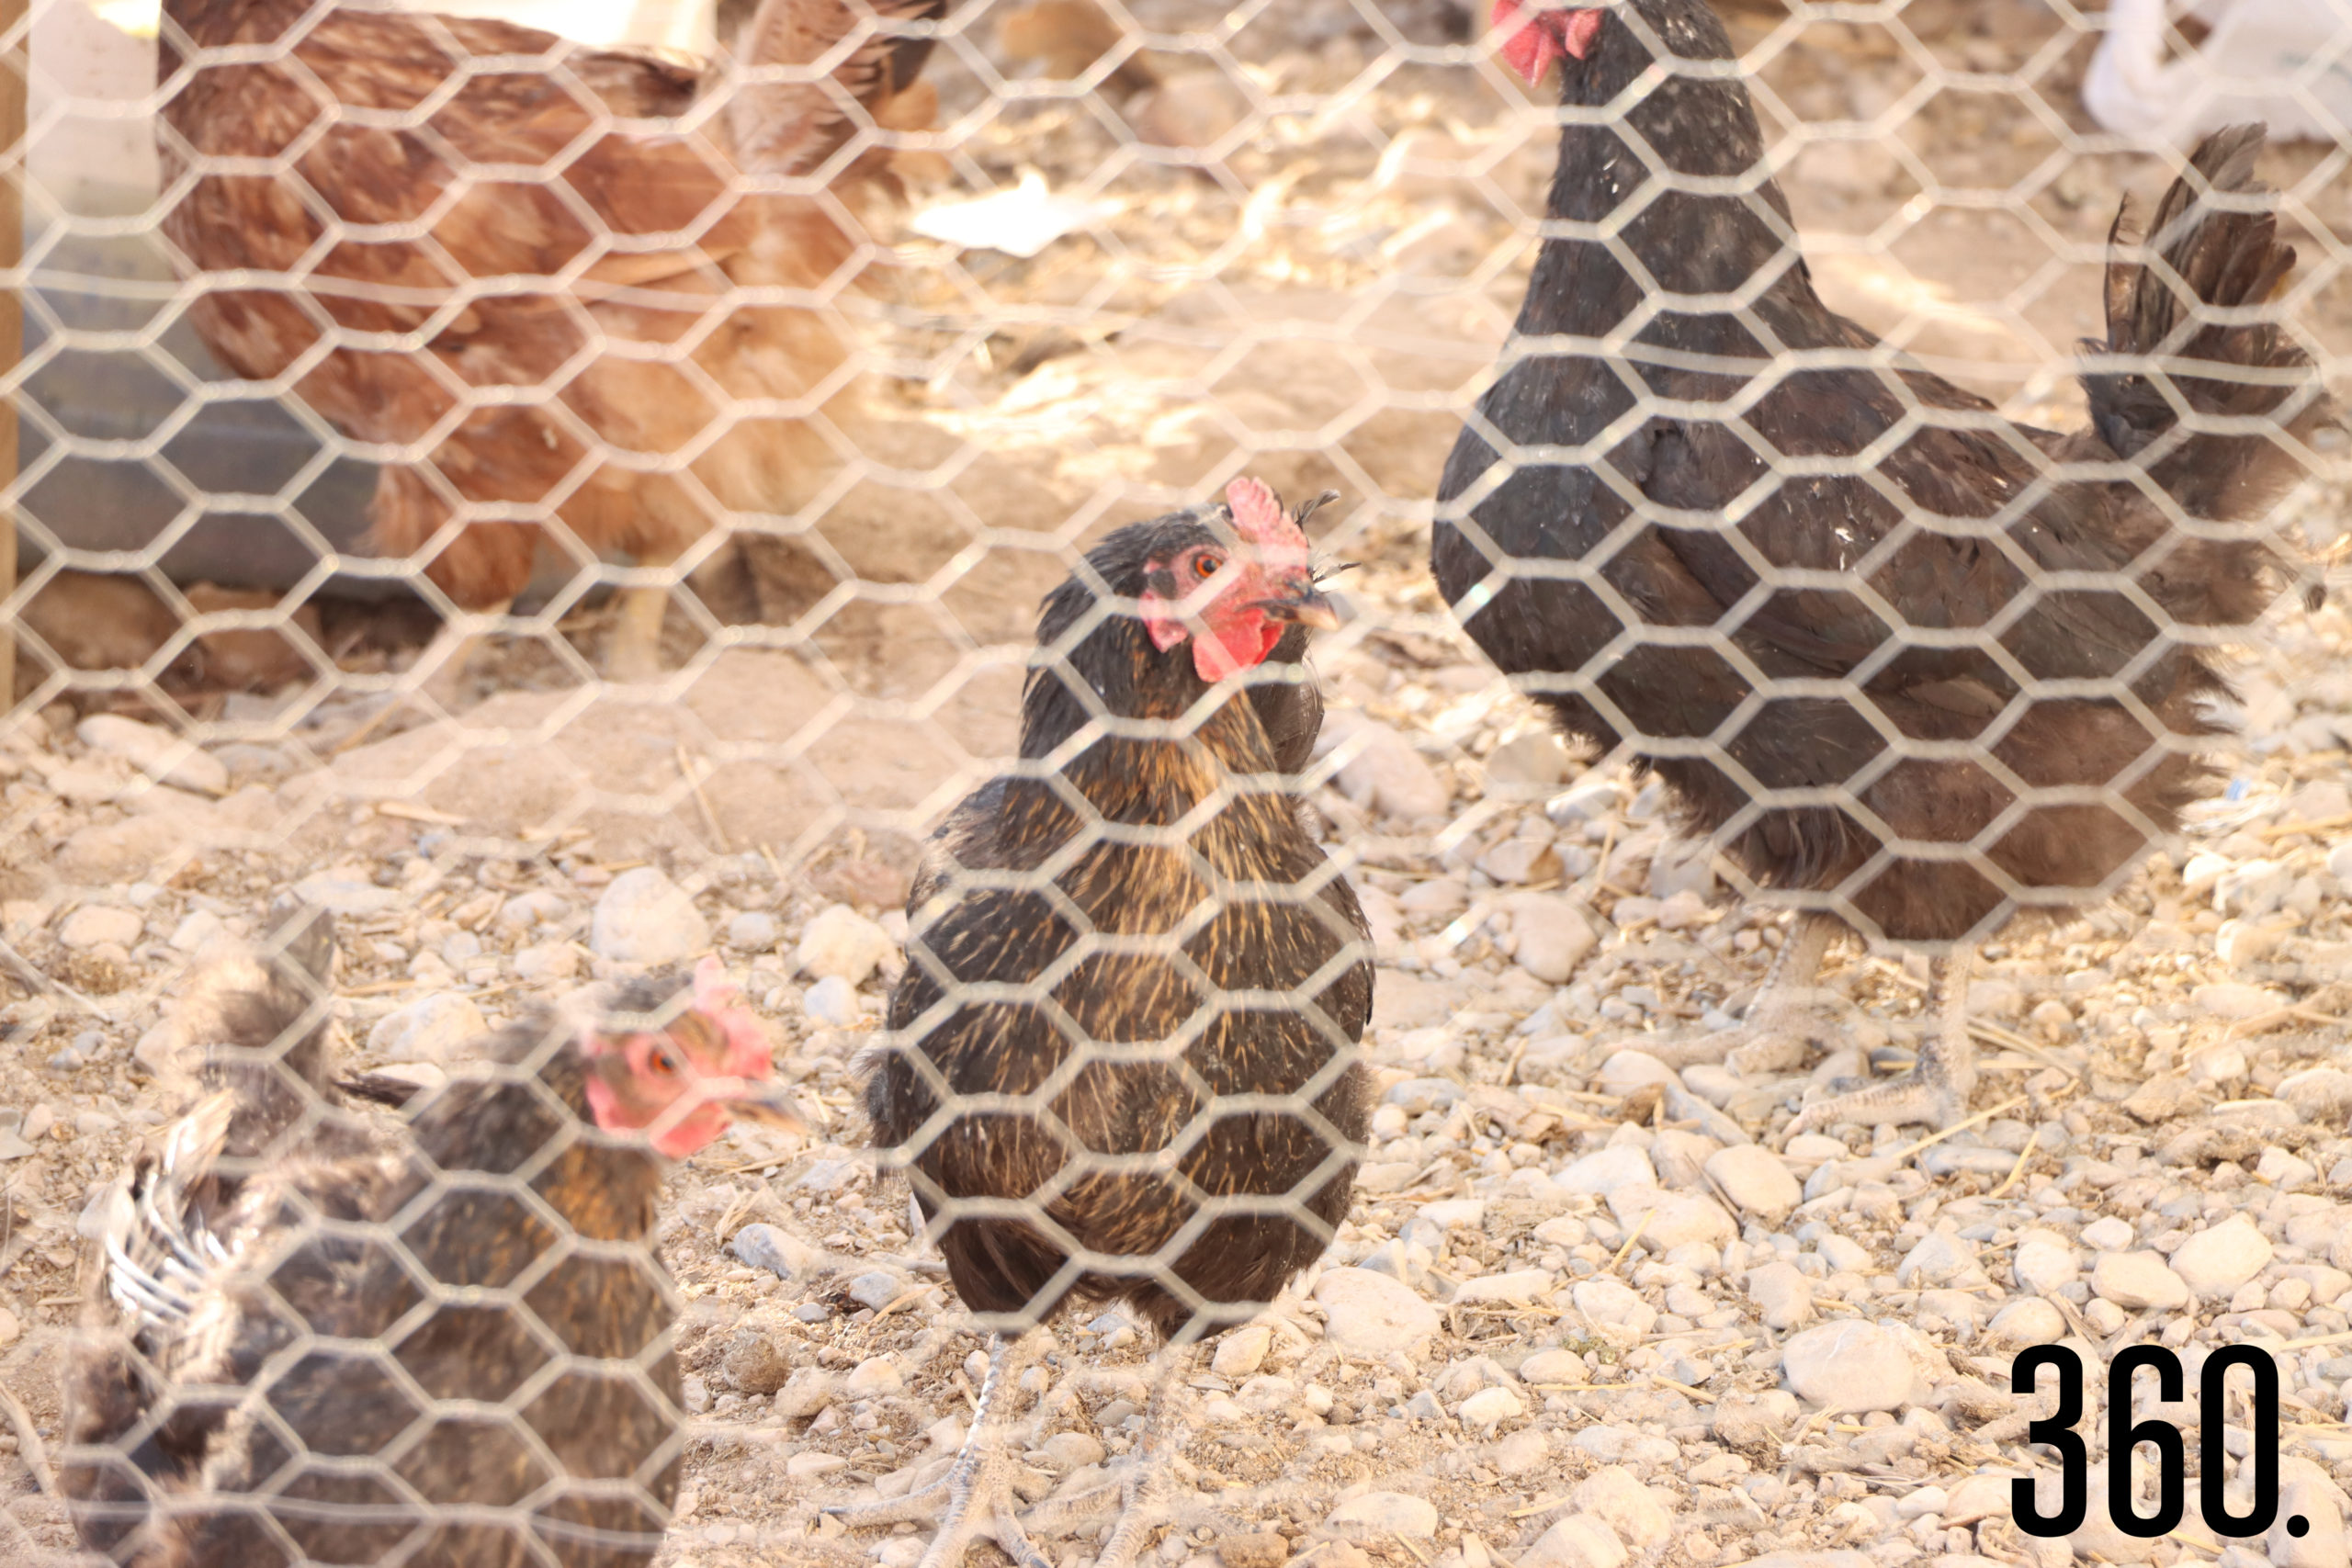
(1255, 574, 1340, 632)
(723, 1078, 809, 1134)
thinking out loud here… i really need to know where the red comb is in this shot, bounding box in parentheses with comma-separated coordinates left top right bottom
(1225, 477, 1303, 549)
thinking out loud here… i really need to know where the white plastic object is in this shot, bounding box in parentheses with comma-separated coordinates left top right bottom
(2083, 0, 2352, 149)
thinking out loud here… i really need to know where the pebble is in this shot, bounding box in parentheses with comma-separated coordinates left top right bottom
(1569, 1279, 1657, 1336)
(1521, 1512, 1627, 1568)
(366, 993, 488, 1064)
(2275, 1472, 2346, 1568)
(843, 1356, 903, 1399)
(1744, 1261, 1815, 1330)
(846, 1270, 906, 1312)
(803, 976, 863, 1028)
(1555, 1145, 1655, 1196)
(2168, 1213, 2272, 1300)
(168, 909, 227, 953)
(1212, 1325, 1272, 1377)
(718, 1329, 791, 1394)
(797, 904, 896, 987)
(1987, 1297, 2068, 1346)
(1705, 1145, 1802, 1219)
(725, 910, 779, 951)
(1458, 1385, 1523, 1429)
(1781, 1322, 1923, 1413)
(290, 869, 402, 917)
(1506, 895, 1599, 984)
(591, 867, 710, 964)
(786, 1450, 847, 1478)
(1517, 1348, 1585, 1386)
(514, 942, 582, 981)
(2192, 981, 2285, 1020)
(775, 1366, 835, 1420)
(1452, 1269, 1553, 1306)
(77, 715, 230, 794)
(1327, 1492, 1439, 1539)
(1214, 1534, 1289, 1568)
(57, 905, 142, 950)
(2091, 1250, 2190, 1311)
(2012, 1229, 2081, 1293)
(1573, 1466, 1671, 1551)
(1323, 713, 1452, 822)
(1313, 1268, 1442, 1356)
(1604, 1187, 1736, 1252)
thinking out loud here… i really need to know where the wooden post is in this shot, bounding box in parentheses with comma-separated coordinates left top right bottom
(0, 0, 22, 708)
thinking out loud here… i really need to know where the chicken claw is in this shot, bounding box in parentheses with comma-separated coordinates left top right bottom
(1787, 943, 1979, 1135)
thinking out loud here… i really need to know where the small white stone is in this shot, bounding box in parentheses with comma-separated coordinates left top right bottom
(1458, 1385, 1523, 1430)
(1555, 1146, 1657, 1197)
(1326, 1492, 1440, 1539)
(58, 905, 142, 950)
(1572, 1466, 1671, 1551)
(2193, 981, 2286, 1021)
(1520, 1512, 1628, 1568)
(726, 910, 780, 951)
(2091, 1251, 2190, 1311)
(1211, 1325, 1272, 1378)
(1322, 713, 1452, 822)
(1490, 1427, 1551, 1474)
(2168, 1213, 2273, 1300)
(843, 1356, 903, 1398)
(1895, 1230, 1985, 1289)
(78, 714, 229, 794)
(1517, 1348, 1585, 1386)
(291, 868, 402, 917)
(785, 1450, 846, 1478)
(1987, 1298, 2069, 1347)
(1452, 1269, 1554, 1307)
(1313, 1268, 1442, 1356)
(803, 976, 862, 1028)
(796, 904, 897, 987)
(1744, 1261, 1815, 1330)
(2274, 1472, 2346, 1568)
(1781, 1322, 1924, 1413)
(2012, 1229, 2082, 1294)
(1704, 1144, 1802, 1219)
(1504, 894, 1599, 984)
(1604, 1187, 1736, 1252)
(2080, 1216, 2135, 1251)
(1038, 1431, 1105, 1472)
(590, 867, 710, 964)
(168, 909, 227, 953)
(1569, 1278, 1657, 1336)
(514, 942, 582, 982)
(367, 993, 488, 1065)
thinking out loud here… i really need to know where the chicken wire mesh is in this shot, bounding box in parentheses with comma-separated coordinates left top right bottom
(0, 0, 2345, 1563)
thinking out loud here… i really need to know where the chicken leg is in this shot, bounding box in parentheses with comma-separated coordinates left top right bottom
(605, 552, 678, 682)
(1787, 942, 1978, 1134)
(824, 1329, 1054, 1568)
(1652, 912, 1842, 1075)
(1021, 1339, 1218, 1568)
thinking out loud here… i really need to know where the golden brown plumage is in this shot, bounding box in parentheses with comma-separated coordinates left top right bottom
(60, 916, 801, 1567)
(157, 0, 946, 684)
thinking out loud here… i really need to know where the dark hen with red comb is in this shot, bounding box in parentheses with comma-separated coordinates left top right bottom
(832, 479, 1372, 1568)
(1436, 0, 2332, 1135)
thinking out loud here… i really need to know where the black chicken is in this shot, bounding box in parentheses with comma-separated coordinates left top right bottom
(1436, 0, 2332, 1132)
(62, 923, 803, 1568)
(832, 479, 1373, 1568)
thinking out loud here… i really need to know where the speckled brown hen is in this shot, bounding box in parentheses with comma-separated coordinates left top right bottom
(1435, 0, 2334, 1133)
(61, 928, 802, 1568)
(157, 0, 945, 694)
(832, 479, 1373, 1568)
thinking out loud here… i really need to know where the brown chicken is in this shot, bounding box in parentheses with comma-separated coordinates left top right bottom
(1436, 0, 2332, 1133)
(61, 916, 802, 1567)
(833, 479, 1371, 1568)
(157, 0, 947, 698)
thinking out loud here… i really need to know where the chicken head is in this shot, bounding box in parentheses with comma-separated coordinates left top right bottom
(1137, 477, 1340, 682)
(581, 956, 803, 1156)
(1494, 0, 1604, 80)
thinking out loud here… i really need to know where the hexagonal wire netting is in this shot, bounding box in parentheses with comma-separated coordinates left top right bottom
(0, 0, 2346, 1562)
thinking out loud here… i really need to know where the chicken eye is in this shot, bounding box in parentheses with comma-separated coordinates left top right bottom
(1192, 552, 1224, 581)
(648, 1046, 680, 1077)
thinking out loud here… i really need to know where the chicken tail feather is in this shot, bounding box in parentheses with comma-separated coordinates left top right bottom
(167, 897, 344, 1163)
(2081, 123, 2333, 536)
(720, 0, 950, 175)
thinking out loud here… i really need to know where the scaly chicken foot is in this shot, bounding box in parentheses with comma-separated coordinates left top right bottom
(605, 552, 679, 682)
(1649, 912, 1841, 1075)
(823, 1329, 1054, 1568)
(1020, 1340, 1234, 1568)
(1787, 943, 1979, 1134)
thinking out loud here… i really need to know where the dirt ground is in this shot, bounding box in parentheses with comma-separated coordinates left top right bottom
(3, 1, 2352, 1565)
